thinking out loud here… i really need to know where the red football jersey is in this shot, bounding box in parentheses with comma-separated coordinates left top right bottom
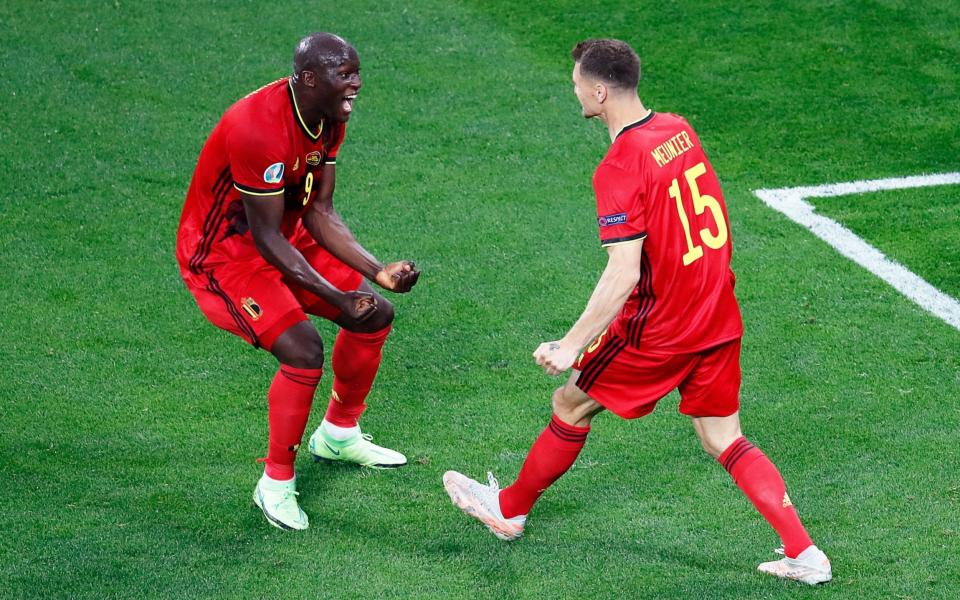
(176, 78, 346, 276)
(593, 111, 743, 353)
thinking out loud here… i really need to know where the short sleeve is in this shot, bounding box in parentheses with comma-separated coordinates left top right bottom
(226, 125, 290, 196)
(324, 122, 347, 165)
(592, 163, 647, 247)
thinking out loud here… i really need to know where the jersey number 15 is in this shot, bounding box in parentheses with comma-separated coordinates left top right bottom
(669, 161, 729, 266)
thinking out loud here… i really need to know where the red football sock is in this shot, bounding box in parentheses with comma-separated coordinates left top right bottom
(264, 365, 322, 480)
(323, 325, 391, 427)
(718, 437, 814, 558)
(499, 414, 590, 519)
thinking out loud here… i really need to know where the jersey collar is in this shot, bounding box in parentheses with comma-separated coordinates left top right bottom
(287, 78, 323, 141)
(616, 110, 656, 139)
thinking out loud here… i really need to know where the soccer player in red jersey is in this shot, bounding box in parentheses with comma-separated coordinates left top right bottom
(443, 39, 831, 584)
(176, 33, 420, 531)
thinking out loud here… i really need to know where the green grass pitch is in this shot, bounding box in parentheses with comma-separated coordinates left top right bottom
(813, 186, 960, 299)
(2, 1, 958, 598)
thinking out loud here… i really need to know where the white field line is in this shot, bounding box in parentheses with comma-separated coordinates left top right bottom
(754, 172, 960, 331)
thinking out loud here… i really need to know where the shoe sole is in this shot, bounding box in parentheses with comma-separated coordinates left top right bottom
(442, 473, 522, 541)
(253, 490, 306, 532)
(757, 562, 832, 585)
(310, 453, 406, 469)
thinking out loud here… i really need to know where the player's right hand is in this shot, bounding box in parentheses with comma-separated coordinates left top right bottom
(533, 339, 580, 376)
(340, 290, 377, 322)
(375, 261, 420, 293)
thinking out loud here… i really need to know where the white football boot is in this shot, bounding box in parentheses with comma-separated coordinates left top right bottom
(442, 471, 526, 541)
(758, 544, 832, 584)
(253, 474, 309, 531)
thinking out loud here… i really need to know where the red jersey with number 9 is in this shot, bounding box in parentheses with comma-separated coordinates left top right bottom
(176, 78, 346, 277)
(593, 111, 742, 353)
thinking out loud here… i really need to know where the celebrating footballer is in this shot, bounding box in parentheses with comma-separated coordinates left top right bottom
(443, 38, 832, 585)
(177, 33, 419, 531)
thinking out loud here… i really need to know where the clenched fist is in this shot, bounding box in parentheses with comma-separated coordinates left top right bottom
(339, 290, 377, 322)
(533, 339, 580, 376)
(375, 261, 420, 293)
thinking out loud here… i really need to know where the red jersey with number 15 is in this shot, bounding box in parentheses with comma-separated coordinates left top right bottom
(593, 111, 742, 354)
(176, 78, 345, 277)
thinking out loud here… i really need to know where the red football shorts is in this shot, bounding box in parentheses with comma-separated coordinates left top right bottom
(181, 227, 363, 351)
(573, 332, 742, 419)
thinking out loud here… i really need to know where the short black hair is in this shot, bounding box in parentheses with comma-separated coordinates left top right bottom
(571, 39, 640, 90)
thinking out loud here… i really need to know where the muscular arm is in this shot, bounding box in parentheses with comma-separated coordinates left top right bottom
(301, 163, 383, 280)
(302, 163, 419, 291)
(534, 239, 644, 375)
(242, 191, 371, 317)
(564, 239, 644, 348)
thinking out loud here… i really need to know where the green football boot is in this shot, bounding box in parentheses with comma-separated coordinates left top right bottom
(308, 426, 407, 469)
(253, 474, 309, 531)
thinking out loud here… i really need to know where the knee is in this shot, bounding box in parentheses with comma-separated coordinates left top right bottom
(551, 387, 566, 414)
(353, 298, 394, 333)
(551, 386, 595, 426)
(374, 299, 395, 328)
(697, 430, 741, 459)
(691, 414, 743, 459)
(698, 436, 724, 459)
(291, 336, 325, 369)
(274, 333, 324, 369)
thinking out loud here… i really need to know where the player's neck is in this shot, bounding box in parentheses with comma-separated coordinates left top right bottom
(291, 81, 325, 130)
(602, 96, 649, 142)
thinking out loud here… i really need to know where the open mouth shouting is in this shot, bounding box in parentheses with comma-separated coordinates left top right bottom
(343, 92, 358, 116)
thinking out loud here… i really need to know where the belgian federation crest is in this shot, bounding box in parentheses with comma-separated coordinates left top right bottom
(306, 151, 322, 166)
(241, 297, 263, 321)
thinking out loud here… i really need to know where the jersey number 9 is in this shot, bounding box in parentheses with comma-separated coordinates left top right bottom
(669, 161, 729, 266)
(302, 172, 314, 206)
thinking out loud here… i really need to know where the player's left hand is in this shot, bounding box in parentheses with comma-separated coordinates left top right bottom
(375, 260, 420, 293)
(533, 340, 580, 376)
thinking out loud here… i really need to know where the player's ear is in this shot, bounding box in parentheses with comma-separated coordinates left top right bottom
(595, 83, 607, 104)
(300, 70, 317, 87)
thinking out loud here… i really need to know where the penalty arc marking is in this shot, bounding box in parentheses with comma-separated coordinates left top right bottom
(754, 172, 960, 332)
